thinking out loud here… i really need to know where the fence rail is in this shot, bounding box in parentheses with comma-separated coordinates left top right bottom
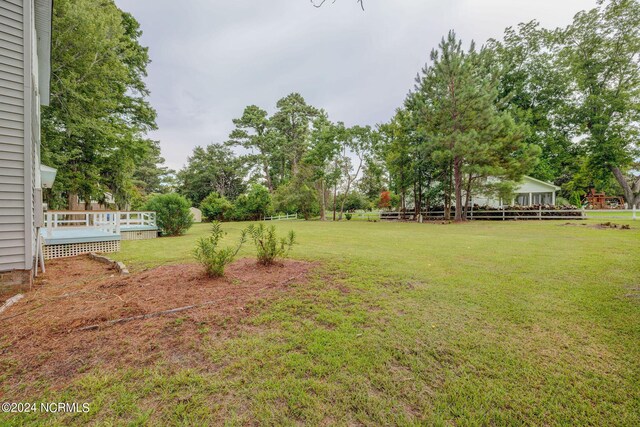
(45, 211, 156, 237)
(264, 213, 298, 221)
(356, 208, 638, 222)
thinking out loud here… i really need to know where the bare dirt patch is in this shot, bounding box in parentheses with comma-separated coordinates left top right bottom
(561, 222, 631, 230)
(0, 256, 315, 398)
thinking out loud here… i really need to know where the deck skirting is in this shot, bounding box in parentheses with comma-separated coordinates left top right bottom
(120, 230, 158, 241)
(43, 240, 121, 260)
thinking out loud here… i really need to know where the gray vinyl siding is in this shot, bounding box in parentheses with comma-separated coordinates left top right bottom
(0, 0, 25, 272)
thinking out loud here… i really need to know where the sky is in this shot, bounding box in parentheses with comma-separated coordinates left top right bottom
(113, 0, 597, 171)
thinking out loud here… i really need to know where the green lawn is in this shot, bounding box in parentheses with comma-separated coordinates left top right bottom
(5, 220, 640, 425)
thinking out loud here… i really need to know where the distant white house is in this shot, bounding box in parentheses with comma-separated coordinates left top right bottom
(472, 175, 561, 208)
(0, 0, 52, 286)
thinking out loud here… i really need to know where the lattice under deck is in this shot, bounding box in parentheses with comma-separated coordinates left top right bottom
(120, 230, 158, 241)
(43, 240, 120, 259)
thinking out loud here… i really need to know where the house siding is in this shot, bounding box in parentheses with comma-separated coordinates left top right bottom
(0, 0, 26, 273)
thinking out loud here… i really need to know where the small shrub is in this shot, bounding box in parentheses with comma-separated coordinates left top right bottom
(200, 192, 233, 221)
(144, 193, 194, 236)
(345, 213, 352, 221)
(193, 222, 246, 277)
(245, 223, 296, 266)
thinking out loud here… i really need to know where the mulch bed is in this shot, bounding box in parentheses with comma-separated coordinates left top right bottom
(0, 255, 315, 399)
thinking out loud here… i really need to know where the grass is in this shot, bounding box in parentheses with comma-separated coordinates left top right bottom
(3, 219, 640, 425)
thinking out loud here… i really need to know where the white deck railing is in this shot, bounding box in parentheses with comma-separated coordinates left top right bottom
(120, 211, 157, 228)
(45, 211, 156, 238)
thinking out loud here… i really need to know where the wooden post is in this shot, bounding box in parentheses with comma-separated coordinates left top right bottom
(115, 213, 121, 235)
(502, 206, 505, 221)
(538, 205, 542, 220)
(633, 205, 637, 221)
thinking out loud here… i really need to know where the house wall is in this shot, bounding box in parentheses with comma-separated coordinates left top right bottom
(472, 177, 558, 208)
(0, 0, 41, 282)
(516, 179, 557, 195)
(0, 0, 28, 273)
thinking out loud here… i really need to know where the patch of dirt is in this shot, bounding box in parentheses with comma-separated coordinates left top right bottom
(561, 222, 631, 230)
(0, 256, 316, 398)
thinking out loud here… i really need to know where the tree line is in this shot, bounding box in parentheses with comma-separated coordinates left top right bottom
(179, 0, 640, 221)
(43, 0, 640, 219)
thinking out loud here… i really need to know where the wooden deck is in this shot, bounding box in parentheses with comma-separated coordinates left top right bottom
(41, 211, 159, 259)
(41, 228, 120, 245)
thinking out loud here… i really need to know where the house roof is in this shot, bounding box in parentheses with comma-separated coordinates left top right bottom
(35, 0, 52, 106)
(523, 175, 561, 191)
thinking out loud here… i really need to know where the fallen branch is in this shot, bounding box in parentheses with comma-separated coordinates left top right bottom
(0, 294, 24, 315)
(75, 286, 270, 332)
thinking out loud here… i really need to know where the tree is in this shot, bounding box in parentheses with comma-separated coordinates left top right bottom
(412, 31, 539, 221)
(559, 0, 640, 207)
(337, 126, 375, 220)
(489, 22, 579, 186)
(380, 110, 424, 215)
(271, 93, 319, 179)
(132, 140, 175, 196)
(272, 166, 320, 220)
(305, 114, 342, 220)
(357, 157, 388, 203)
(41, 0, 158, 209)
(177, 143, 248, 205)
(228, 105, 280, 191)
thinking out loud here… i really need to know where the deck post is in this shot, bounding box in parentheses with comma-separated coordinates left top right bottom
(47, 212, 52, 238)
(115, 213, 121, 235)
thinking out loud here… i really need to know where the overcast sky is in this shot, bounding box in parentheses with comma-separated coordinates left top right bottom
(113, 0, 596, 171)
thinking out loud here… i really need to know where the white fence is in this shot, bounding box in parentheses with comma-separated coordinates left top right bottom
(264, 213, 298, 221)
(45, 211, 157, 237)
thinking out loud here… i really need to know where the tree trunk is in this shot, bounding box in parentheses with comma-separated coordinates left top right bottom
(332, 183, 337, 221)
(413, 183, 419, 219)
(263, 162, 273, 192)
(611, 166, 640, 208)
(463, 175, 473, 219)
(68, 193, 78, 210)
(318, 180, 326, 221)
(453, 157, 464, 221)
(444, 163, 453, 221)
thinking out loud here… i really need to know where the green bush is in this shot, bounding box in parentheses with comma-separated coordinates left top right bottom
(200, 192, 233, 221)
(337, 192, 369, 212)
(245, 223, 296, 266)
(272, 179, 319, 220)
(229, 184, 272, 221)
(345, 213, 352, 221)
(144, 193, 193, 236)
(193, 222, 246, 277)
